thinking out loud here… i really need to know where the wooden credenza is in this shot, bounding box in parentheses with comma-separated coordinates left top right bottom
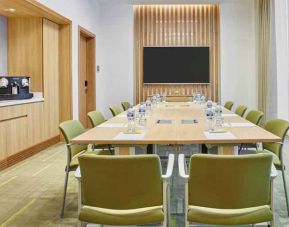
(0, 18, 68, 170)
(0, 102, 59, 170)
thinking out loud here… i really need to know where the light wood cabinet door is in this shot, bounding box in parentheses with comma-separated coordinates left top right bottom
(43, 19, 59, 139)
(6, 116, 28, 157)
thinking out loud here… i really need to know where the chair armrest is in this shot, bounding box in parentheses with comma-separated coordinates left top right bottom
(74, 167, 81, 180)
(162, 154, 174, 179)
(270, 164, 278, 179)
(178, 154, 189, 179)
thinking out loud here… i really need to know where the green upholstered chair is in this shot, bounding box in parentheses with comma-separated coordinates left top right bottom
(235, 104, 248, 117)
(75, 154, 174, 226)
(179, 153, 276, 226)
(87, 111, 106, 127)
(224, 101, 234, 110)
(87, 111, 114, 153)
(238, 110, 265, 153)
(257, 119, 289, 216)
(59, 120, 110, 218)
(246, 110, 264, 126)
(121, 101, 131, 111)
(109, 106, 122, 117)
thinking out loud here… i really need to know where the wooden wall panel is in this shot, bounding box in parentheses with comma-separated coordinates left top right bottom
(8, 18, 43, 92)
(134, 5, 220, 103)
(59, 24, 72, 122)
(43, 19, 59, 138)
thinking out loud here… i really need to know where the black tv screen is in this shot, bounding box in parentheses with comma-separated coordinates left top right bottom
(143, 47, 210, 84)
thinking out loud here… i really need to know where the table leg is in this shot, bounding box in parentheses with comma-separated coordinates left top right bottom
(217, 145, 238, 155)
(114, 146, 135, 155)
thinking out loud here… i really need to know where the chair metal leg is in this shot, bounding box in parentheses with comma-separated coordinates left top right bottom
(60, 170, 69, 218)
(281, 167, 289, 216)
(78, 221, 86, 227)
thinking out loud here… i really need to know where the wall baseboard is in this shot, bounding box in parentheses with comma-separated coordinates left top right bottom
(0, 135, 60, 171)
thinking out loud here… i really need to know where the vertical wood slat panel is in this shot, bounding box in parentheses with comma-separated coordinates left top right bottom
(134, 5, 220, 102)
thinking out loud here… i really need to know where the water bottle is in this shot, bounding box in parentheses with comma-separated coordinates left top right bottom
(205, 106, 215, 132)
(215, 103, 223, 130)
(207, 99, 213, 109)
(196, 92, 201, 104)
(201, 95, 206, 109)
(138, 104, 146, 128)
(127, 108, 135, 133)
(152, 95, 157, 108)
(156, 93, 161, 104)
(146, 99, 151, 115)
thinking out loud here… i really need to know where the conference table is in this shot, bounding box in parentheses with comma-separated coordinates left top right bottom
(71, 102, 281, 155)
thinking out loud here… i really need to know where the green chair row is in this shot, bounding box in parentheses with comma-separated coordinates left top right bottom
(109, 101, 131, 117)
(75, 153, 276, 226)
(224, 100, 264, 125)
(59, 110, 111, 218)
(224, 100, 289, 216)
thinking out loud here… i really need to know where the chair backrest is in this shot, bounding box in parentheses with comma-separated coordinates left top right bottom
(263, 119, 289, 158)
(224, 101, 234, 110)
(121, 101, 131, 111)
(87, 111, 106, 127)
(109, 106, 122, 116)
(59, 120, 87, 158)
(188, 154, 272, 209)
(246, 110, 264, 126)
(235, 104, 248, 117)
(79, 154, 163, 209)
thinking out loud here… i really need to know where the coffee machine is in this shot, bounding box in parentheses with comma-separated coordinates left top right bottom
(0, 76, 34, 101)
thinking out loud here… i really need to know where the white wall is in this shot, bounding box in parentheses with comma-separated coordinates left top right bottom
(98, 0, 258, 113)
(220, 0, 258, 111)
(98, 4, 134, 117)
(38, 0, 102, 119)
(274, 0, 289, 120)
(0, 16, 7, 76)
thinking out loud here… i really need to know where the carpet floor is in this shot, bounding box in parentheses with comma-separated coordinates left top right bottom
(0, 140, 289, 227)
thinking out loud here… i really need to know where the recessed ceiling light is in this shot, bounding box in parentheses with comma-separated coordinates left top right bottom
(4, 8, 16, 12)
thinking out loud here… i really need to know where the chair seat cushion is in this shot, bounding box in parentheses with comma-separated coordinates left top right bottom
(187, 205, 273, 225)
(70, 149, 111, 169)
(79, 205, 164, 225)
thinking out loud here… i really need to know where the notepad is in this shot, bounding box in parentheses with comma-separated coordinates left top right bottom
(204, 131, 236, 140)
(98, 123, 125, 128)
(223, 114, 238, 117)
(222, 122, 256, 127)
(113, 131, 145, 140)
(230, 122, 256, 127)
(116, 114, 127, 118)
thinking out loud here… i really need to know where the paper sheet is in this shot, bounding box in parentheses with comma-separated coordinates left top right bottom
(113, 131, 146, 140)
(116, 114, 127, 118)
(223, 113, 238, 117)
(204, 131, 236, 140)
(223, 122, 256, 127)
(230, 122, 256, 127)
(98, 123, 126, 128)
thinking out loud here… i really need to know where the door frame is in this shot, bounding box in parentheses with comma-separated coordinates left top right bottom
(78, 26, 96, 127)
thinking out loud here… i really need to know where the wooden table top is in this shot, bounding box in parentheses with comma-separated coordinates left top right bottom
(71, 102, 281, 145)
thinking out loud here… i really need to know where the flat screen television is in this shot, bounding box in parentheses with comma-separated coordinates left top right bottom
(143, 47, 210, 84)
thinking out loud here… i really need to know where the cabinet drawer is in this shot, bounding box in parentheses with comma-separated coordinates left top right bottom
(0, 105, 28, 122)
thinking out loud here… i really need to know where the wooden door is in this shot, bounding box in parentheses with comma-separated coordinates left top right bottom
(78, 26, 96, 127)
